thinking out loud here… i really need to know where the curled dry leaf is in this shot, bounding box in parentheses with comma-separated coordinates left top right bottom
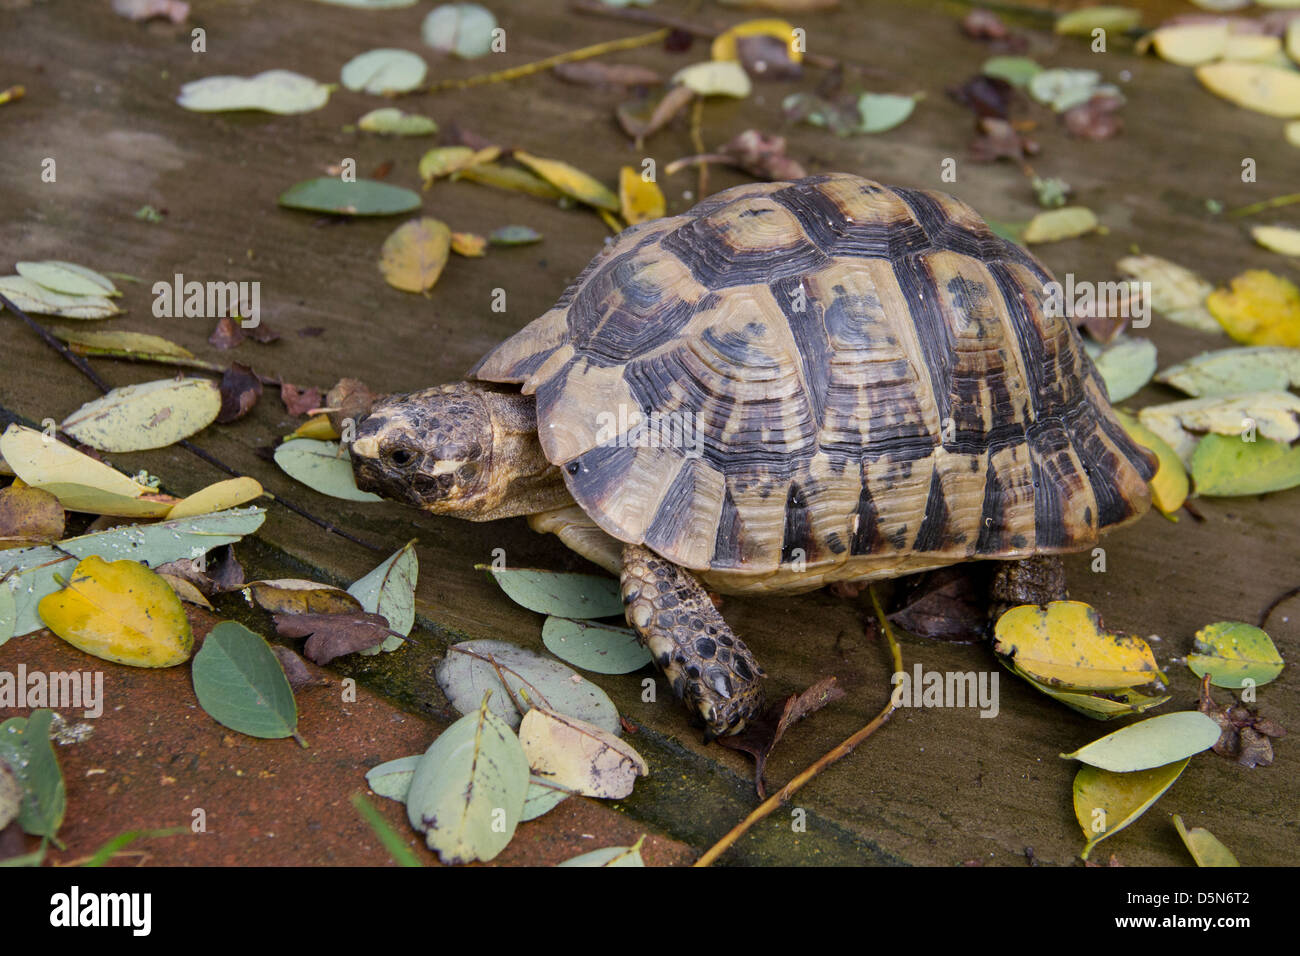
(217, 362, 262, 424)
(418, 145, 500, 185)
(716, 676, 845, 796)
(0, 483, 64, 549)
(245, 578, 362, 615)
(450, 232, 487, 257)
(280, 383, 322, 416)
(617, 84, 694, 146)
(274, 611, 400, 664)
(457, 162, 563, 200)
(970, 116, 1039, 162)
(1063, 92, 1124, 139)
(719, 129, 807, 180)
(325, 378, 380, 435)
(272, 645, 331, 691)
(519, 706, 647, 799)
(948, 74, 1015, 119)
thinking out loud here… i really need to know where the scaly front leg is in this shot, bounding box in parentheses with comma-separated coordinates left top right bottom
(620, 544, 766, 739)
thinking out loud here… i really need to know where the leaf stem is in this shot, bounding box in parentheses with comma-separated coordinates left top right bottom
(1226, 193, 1300, 218)
(693, 585, 903, 867)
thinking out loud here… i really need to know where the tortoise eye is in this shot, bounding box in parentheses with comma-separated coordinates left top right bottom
(388, 446, 417, 469)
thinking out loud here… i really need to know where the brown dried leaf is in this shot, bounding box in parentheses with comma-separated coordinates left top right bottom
(736, 34, 802, 80)
(0, 482, 64, 548)
(719, 129, 807, 180)
(970, 117, 1039, 162)
(271, 645, 331, 691)
(325, 378, 380, 435)
(112, 0, 188, 23)
(717, 676, 844, 797)
(948, 74, 1015, 119)
(208, 316, 243, 350)
(280, 383, 322, 417)
(553, 61, 662, 87)
(617, 84, 694, 145)
(962, 9, 1008, 40)
(889, 566, 989, 642)
(217, 362, 262, 424)
(273, 611, 401, 664)
(1063, 92, 1125, 140)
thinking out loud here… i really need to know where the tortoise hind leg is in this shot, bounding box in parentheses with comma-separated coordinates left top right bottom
(620, 544, 765, 740)
(988, 555, 1068, 622)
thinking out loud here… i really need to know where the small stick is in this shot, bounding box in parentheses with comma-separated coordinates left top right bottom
(423, 29, 669, 93)
(1227, 193, 1300, 218)
(1258, 584, 1300, 630)
(693, 585, 904, 867)
(1, 292, 383, 553)
(689, 97, 708, 199)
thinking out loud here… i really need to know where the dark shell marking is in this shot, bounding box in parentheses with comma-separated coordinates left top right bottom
(472, 174, 1156, 577)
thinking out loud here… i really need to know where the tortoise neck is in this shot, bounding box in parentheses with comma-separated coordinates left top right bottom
(480, 388, 572, 520)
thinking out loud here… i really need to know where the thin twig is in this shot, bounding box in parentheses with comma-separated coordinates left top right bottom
(1, 292, 384, 552)
(1227, 193, 1300, 218)
(689, 97, 708, 200)
(694, 585, 904, 867)
(422, 29, 669, 93)
(1258, 584, 1300, 630)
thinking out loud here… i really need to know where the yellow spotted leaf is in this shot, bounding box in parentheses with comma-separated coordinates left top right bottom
(37, 556, 193, 667)
(167, 477, 263, 519)
(1195, 62, 1300, 117)
(711, 18, 802, 63)
(993, 601, 1165, 691)
(512, 151, 619, 212)
(1207, 270, 1300, 347)
(1114, 411, 1188, 517)
(61, 378, 222, 453)
(1073, 758, 1191, 860)
(618, 167, 666, 226)
(380, 218, 452, 294)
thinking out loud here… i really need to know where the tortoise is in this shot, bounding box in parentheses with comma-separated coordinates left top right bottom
(349, 173, 1156, 739)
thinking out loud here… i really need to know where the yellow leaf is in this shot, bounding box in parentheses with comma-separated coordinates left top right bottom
(379, 218, 452, 294)
(1289, 20, 1300, 66)
(1223, 34, 1282, 62)
(417, 145, 500, 186)
(1206, 269, 1300, 346)
(1251, 224, 1300, 256)
(1150, 23, 1227, 65)
(286, 413, 340, 441)
(37, 556, 193, 667)
(1172, 815, 1241, 867)
(1195, 62, 1300, 117)
(618, 166, 666, 225)
(672, 60, 752, 98)
(167, 477, 263, 519)
(711, 18, 802, 63)
(1074, 759, 1191, 860)
(1022, 206, 1098, 243)
(518, 707, 648, 799)
(1287, 120, 1300, 148)
(0, 423, 172, 516)
(0, 482, 64, 549)
(450, 232, 487, 257)
(993, 601, 1165, 690)
(512, 151, 619, 211)
(1114, 411, 1189, 517)
(457, 162, 564, 200)
(158, 573, 212, 609)
(243, 579, 363, 615)
(60, 378, 222, 453)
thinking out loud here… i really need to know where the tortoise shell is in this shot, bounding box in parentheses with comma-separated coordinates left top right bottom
(471, 174, 1156, 591)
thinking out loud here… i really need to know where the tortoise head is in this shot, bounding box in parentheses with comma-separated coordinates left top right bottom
(350, 382, 569, 521)
(350, 384, 493, 515)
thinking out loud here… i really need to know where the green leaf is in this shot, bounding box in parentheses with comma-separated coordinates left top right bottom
(351, 793, 423, 867)
(489, 225, 543, 245)
(0, 276, 122, 319)
(0, 710, 65, 840)
(0, 586, 15, 649)
(82, 827, 187, 867)
(981, 56, 1042, 87)
(192, 621, 299, 740)
(278, 178, 422, 217)
(357, 108, 439, 136)
(541, 616, 651, 674)
(1074, 758, 1190, 860)
(522, 776, 571, 821)
(856, 93, 917, 133)
(1013, 667, 1168, 720)
(1028, 68, 1107, 113)
(436, 638, 621, 734)
(1084, 337, 1157, 402)
(1060, 711, 1222, 772)
(340, 49, 428, 95)
(1172, 814, 1240, 867)
(1186, 621, 1284, 688)
(1191, 433, 1300, 496)
(406, 700, 529, 864)
(177, 70, 331, 114)
(1055, 6, 1140, 36)
(274, 439, 384, 502)
(15, 261, 119, 297)
(0, 507, 266, 638)
(1156, 346, 1300, 397)
(422, 3, 498, 59)
(60, 377, 222, 453)
(557, 839, 646, 867)
(348, 541, 418, 654)
(483, 567, 623, 618)
(366, 755, 421, 801)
